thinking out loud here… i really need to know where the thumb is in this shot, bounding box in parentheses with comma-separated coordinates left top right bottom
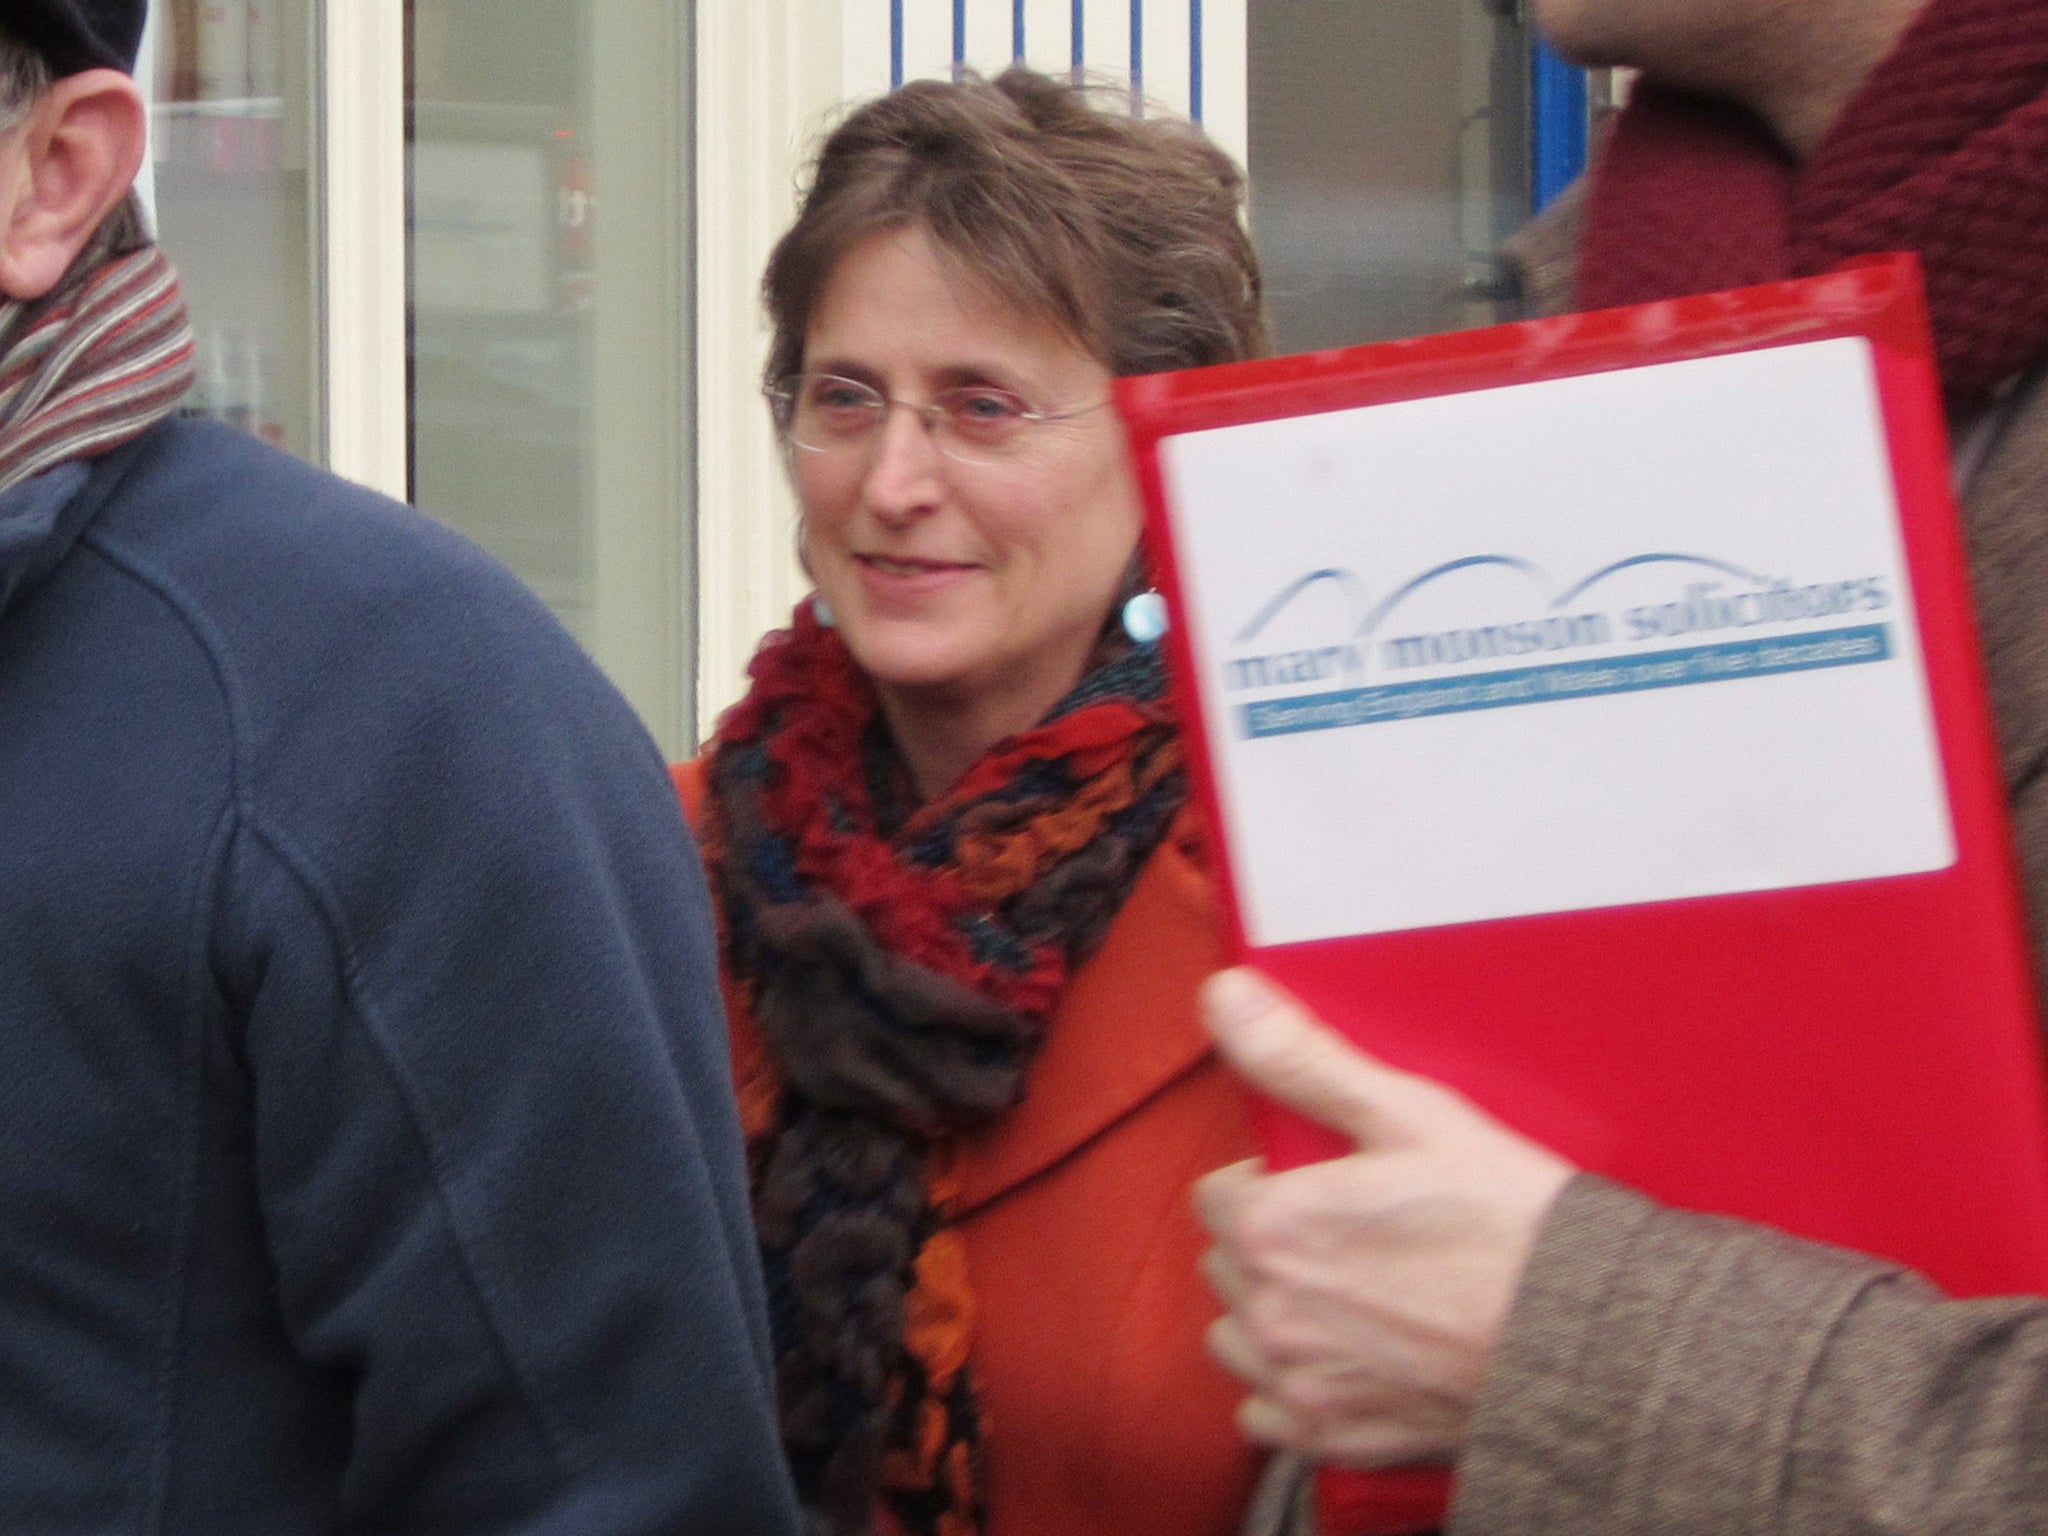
(1201, 966, 1423, 1147)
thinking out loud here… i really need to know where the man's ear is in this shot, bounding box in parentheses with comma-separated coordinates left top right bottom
(0, 69, 147, 303)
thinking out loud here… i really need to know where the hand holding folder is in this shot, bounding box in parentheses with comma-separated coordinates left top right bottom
(1196, 966, 1574, 1466)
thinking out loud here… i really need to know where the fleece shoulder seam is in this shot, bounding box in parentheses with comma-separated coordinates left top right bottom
(75, 518, 580, 1490)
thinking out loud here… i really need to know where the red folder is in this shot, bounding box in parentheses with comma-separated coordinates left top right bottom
(1116, 257, 2048, 1533)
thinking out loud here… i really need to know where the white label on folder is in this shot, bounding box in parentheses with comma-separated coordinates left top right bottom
(1159, 336, 1955, 947)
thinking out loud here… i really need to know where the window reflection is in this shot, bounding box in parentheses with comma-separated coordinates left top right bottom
(1249, 0, 1532, 352)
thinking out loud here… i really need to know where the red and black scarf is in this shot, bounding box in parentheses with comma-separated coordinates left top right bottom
(1576, 0, 2048, 412)
(0, 244, 195, 499)
(703, 605, 1186, 1536)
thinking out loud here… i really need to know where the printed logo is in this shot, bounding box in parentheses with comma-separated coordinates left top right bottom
(1222, 553, 1894, 738)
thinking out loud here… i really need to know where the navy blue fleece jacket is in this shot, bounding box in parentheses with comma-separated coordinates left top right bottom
(0, 417, 798, 1533)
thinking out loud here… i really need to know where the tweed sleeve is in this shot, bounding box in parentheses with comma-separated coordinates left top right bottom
(1447, 1174, 2048, 1534)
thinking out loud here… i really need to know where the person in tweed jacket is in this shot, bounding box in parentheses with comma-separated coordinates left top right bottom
(1198, 1, 2048, 1531)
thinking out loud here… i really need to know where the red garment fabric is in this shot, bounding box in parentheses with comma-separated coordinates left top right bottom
(1576, 0, 2048, 409)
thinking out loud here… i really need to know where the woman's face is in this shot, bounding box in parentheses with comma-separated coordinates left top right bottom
(793, 225, 1141, 742)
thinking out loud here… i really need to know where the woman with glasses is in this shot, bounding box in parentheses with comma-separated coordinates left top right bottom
(673, 66, 1268, 1536)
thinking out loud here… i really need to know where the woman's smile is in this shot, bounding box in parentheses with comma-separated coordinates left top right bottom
(851, 553, 985, 608)
(855, 552, 980, 582)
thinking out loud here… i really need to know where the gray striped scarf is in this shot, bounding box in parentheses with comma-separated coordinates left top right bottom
(0, 244, 196, 500)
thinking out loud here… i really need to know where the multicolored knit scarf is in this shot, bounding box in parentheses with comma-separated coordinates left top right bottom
(1575, 0, 2048, 412)
(0, 244, 196, 499)
(703, 602, 1187, 1536)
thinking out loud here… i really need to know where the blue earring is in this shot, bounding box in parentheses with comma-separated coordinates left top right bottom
(811, 593, 836, 629)
(1120, 590, 1168, 644)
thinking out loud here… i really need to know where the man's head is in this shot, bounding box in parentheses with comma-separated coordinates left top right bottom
(0, 1, 148, 305)
(1533, 0, 1931, 157)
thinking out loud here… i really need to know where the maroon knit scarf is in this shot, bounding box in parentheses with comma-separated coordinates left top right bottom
(1576, 0, 2048, 411)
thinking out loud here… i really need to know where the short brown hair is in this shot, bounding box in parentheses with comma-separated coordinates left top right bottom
(762, 66, 1266, 395)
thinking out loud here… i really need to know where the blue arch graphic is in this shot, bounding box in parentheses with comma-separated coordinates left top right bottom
(1553, 553, 1777, 609)
(1232, 568, 1369, 644)
(1355, 554, 1551, 638)
(1234, 550, 1792, 654)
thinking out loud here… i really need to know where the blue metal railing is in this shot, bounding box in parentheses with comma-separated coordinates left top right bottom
(892, 3, 1602, 151)
(885, 1, 1201, 122)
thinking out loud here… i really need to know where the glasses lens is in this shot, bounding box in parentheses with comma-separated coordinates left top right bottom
(933, 386, 1030, 463)
(785, 374, 882, 450)
(772, 375, 1061, 464)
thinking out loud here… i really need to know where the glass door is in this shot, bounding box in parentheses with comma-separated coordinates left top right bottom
(1248, 0, 1538, 351)
(141, 0, 322, 460)
(407, 0, 696, 752)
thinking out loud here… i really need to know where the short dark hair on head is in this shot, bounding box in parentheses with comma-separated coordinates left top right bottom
(762, 65, 1267, 393)
(0, 27, 54, 131)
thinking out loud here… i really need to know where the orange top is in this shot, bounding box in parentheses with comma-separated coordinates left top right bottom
(674, 760, 1263, 1536)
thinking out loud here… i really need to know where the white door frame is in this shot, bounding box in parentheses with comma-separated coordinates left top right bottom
(320, 1, 408, 502)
